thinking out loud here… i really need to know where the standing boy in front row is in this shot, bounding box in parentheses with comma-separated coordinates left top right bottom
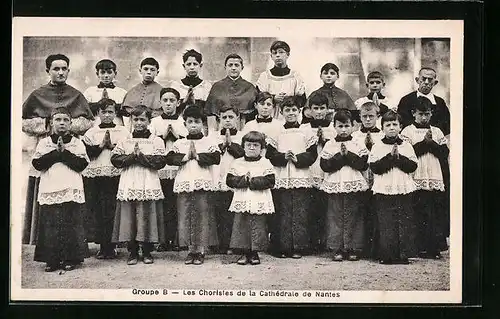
(369, 111, 418, 265)
(320, 110, 369, 261)
(266, 97, 317, 259)
(300, 92, 337, 253)
(165, 105, 221, 265)
(149, 88, 188, 252)
(351, 101, 385, 258)
(110, 105, 168, 266)
(211, 105, 245, 255)
(227, 131, 276, 265)
(82, 98, 131, 259)
(32, 107, 89, 272)
(401, 97, 449, 259)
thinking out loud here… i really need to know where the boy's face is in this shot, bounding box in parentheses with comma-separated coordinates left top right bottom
(225, 58, 243, 78)
(360, 108, 378, 128)
(47, 60, 69, 85)
(97, 69, 116, 85)
(183, 56, 202, 77)
(416, 69, 438, 95)
(139, 64, 158, 83)
(310, 104, 328, 120)
(256, 98, 274, 118)
(132, 113, 150, 131)
(320, 69, 338, 85)
(160, 92, 180, 115)
(334, 120, 353, 138)
(244, 141, 262, 158)
(51, 113, 71, 134)
(282, 105, 299, 123)
(366, 77, 385, 93)
(219, 109, 238, 130)
(98, 105, 116, 124)
(412, 109, 432, 125)
(382, 120, 401, 138)
(184, 117, 203, 134)
(271, 49, 289, 68)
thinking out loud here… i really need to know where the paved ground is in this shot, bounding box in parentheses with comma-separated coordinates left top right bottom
(21, 244, 450, 291)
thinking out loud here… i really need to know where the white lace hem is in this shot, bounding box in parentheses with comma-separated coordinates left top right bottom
(320, 180, 369, 194)
(82, 166, 122, 178)
(229, 201, 275, 215)
(372, 185, 417, 195)
(275, 178, 313, 189)
(38, 188, 85, 205)
(116, 189, 164, 201)
(173, 180, 216, 193)
(414, 179, 445, 191)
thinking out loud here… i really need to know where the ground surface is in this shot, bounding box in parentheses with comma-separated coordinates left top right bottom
(21, 244, 450, 291)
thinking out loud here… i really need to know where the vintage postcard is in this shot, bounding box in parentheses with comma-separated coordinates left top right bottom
(11, 17, 463, 303)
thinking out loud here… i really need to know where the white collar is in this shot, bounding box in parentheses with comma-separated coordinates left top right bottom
(416, 91, 436, 104)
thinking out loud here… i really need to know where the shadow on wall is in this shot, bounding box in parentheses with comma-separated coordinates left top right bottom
(23, 36, 450, 105)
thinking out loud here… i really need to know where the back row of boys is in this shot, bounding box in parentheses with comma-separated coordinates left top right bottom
(21, 41, 451, 271)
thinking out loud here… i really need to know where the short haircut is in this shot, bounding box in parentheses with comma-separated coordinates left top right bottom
(381, 110, 402, 126)
(359, 101, 380, 114)
(280, 96, 298, 111)
(308, 92, 328, 107)
(95, 59, 117, 72)
(255, 91, 274, 105)
(50, 106, 71, 119)
(366, 71, 384, 82)
(413, 96, 434, 112)
(140, 57, 159, 69)
(183, 105, 206, 121)
(419, 67, 437, 76)
(183, 49, 203, 63)
(160, 87, 181, 101)
(219, 104, 240, 117)
(333, 109, 353, 125)
(224, 54, 244, 67)
(270, 40, 291, 54)
(320, 63, 339, 75)
(130, 105, 152, 120)
(242, 131, 266, 149)
(45, 54, 70, 70)
(96, 98, 117, 112)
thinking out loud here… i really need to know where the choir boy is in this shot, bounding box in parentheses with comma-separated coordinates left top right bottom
(32, 107, 90, 272)
(267, 97, 317, 258)
(227, 131, 276, 265)
(369, 111, 418, 265)
(82, 98, 130, 259)
(110, 105, 167, 265)
(165, 106, 221, 265)
(320, 110, 369, 261)
(149, 88, 188, 252)
(122, 57, 164, 127)
(83, 59, 128, 127)
(401, 97, 449, 259)
(211, 105, 245, 254)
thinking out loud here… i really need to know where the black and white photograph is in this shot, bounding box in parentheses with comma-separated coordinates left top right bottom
(11, 18, 463, 303)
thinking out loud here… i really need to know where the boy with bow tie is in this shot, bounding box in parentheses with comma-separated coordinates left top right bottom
(83, 59, 128, 127)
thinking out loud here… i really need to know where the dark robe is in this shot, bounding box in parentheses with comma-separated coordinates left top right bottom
(397, 91, 450, 136)
(22, 83, 94, 120)
(205, 76, 257, 119)
(305, 84, 357, 123)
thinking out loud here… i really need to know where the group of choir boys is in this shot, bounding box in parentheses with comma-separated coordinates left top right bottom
(21, 40, 450, 272)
